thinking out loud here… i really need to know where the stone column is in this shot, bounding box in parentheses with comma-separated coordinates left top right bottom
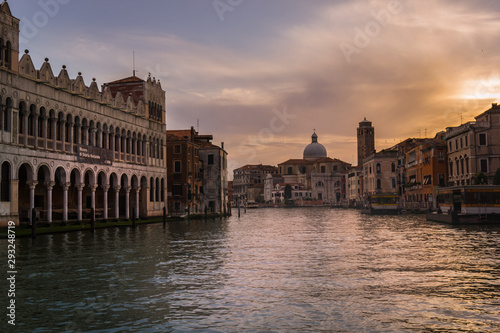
(76, 124, 81, 145)
(117, 135, 121, 160)
(52, 119, 57, 151)
(110, 132, 115, 160)
(101, 185, 109, 219)
(68, 121, 74, 153)
(23, 112, 28, 147)
(98, 129, 103, 148)
(114, 186, 121, 219)
(83, 126, 89, 146)
(90, 184, 98, 211)
(33, 111, 39, 148)
(62, 182, 70, 222)
(91, 128, 96, 147)
(76, 184, 84, 221)
(46, 181, 55, 223)
(128, 138, 132, 162)
(134, 138, 138, 163)
(28, 181, 38, 224)
(60, 120, 66, 152)
(135, 187, 141, 219)
(124, 186, 130, 219)
(137, 139, 142, 164)
(42, 115, 48, 150)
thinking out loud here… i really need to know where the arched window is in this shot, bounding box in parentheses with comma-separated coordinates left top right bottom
(1, 162, 11, 202)
(155, 178, 160, 202)
(150, 178, 154, 202)
(321, 166, 325, 173)
(161, 179, 165, 202)
(376, 179, 381, 189)
(391, 163, 396, 173)
(376, 163, 381, 173)
(392, 178, 396, 189)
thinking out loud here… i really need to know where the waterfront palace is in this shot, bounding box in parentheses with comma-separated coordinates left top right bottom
(0, 2, 167, 226)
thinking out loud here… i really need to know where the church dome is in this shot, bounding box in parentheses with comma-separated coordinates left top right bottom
(303, 132, 327, 160)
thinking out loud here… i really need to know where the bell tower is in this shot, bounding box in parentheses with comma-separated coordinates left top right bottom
(357, 118, 375, 167)
(0, 1, 20, 72)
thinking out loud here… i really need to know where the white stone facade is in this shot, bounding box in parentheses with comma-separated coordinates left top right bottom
(0, 3, 167, 226)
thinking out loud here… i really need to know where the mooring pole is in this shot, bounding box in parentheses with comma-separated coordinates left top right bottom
(31, 208, 36, 239)
(90, 208, 95, 233)
(163, 206, 166, 227)
(132, 208, 136, 228)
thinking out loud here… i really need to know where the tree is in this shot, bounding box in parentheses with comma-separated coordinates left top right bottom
(284, 184, 292, 200)
(474, 172, 488, 185)
(494, 168, 500, 185)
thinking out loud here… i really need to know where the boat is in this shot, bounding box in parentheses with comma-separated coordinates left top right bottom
(361, 193, 400, 215)
(427, 185, 500, 224)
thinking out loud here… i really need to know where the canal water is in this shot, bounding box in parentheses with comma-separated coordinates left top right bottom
(3, 208, 500, 332)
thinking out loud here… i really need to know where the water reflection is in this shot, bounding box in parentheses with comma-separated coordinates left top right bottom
(2, 208, 499, 332)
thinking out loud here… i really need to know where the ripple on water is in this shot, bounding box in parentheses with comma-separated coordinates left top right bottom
(7, 209, 500, 332)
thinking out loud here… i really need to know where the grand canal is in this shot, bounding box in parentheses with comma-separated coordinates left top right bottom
(3, 208, 500, 332)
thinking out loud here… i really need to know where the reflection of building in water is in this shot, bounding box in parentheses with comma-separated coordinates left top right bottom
(265, 132, 351, 205)
(0, 2, 166, 225)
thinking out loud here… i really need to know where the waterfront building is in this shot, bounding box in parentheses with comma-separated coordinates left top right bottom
(197, 137, 229, 214)
(403, 132, 448, 209)
(445, 103, 500, 186)
(228, 180, 233, 206)
(166, 128, 204, 216)
(363, 149, 398, 196)
(264, 174, 284, 202)
(233, 164, 278, 204)
(0, 3, 167, 226)
(346, 166, 363, 207)
(277, 132, 351, 205)
(269, 182, 314, 205)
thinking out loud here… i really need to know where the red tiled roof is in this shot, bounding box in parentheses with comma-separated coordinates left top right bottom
(105, 76, 144, 85)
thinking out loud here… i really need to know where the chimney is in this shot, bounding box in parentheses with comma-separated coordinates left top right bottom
(221, 142, 224, 150)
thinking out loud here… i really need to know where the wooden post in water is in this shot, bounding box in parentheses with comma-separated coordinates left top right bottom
(31, 208, 36, 239)
(163, 206, 166, 227)
(132, 208, 136, 228)
(204, 206, 207, 221)
(90, 208, 95, 233)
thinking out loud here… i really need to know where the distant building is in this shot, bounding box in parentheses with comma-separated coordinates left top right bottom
(363, 149, 398, 196)
(166, 128, 204, 216)
(445, 103, 500, 185)
(276, 132, 351, 205)
(197, 138, 229, 214)
(403, 132, 448, 209)
(346, 166, 363, 207)
(233, 164, 278, 204)
(264, 174, 284, 202)
(357, 118, 375, 167)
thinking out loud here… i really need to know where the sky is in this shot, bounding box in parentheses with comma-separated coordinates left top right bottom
(9, 0, 500, 177)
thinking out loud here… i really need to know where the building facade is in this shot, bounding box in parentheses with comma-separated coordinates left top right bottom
(357, 118, 375, 167)
(0, 3, 167, 226)
(445, 104, 500, 186)
(403, 132, 448, 209)
(363, 149, 398, 196)
(197, 138, 229, 214)
(166, 128, 204, 216)
(233, 164, 278, 204)
(277, 132, 351, 205)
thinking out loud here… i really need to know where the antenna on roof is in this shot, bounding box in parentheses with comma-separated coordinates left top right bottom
(133, 51, 137, 77)
(197, 118, 200, 132)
